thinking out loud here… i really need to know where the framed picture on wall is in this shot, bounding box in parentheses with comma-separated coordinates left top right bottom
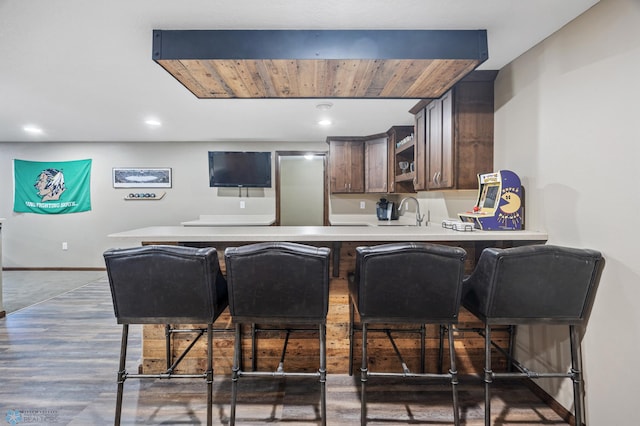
(112, 167, 172, 188)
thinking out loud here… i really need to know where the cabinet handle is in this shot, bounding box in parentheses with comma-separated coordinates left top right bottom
(432, 171, 443, 185)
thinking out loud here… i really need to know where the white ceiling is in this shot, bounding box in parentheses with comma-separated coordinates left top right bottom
(0, 0, 598, 143)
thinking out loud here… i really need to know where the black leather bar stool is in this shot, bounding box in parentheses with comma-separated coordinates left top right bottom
(462, 244, 604, 426)
(224, 242, 331, 426)
(349, 242, 467, 426)
(103, 245, 228, 426)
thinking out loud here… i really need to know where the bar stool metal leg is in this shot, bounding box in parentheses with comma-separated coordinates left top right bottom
(115, 324, 128, 426)
(570, 325, 584, 426)
(230, 323, 242, 425)
(447, 326, 460, 426)
(507, 325, 516, 372)
(319, 323, 327, 426)
(484, 323, 493, 426)
(206, 324, 213, 426)
(360, 323, 368, 426)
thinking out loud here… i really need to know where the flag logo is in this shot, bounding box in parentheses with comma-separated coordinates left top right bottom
(13, 159, 92, 214)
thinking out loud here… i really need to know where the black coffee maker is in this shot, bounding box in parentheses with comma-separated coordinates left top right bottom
(376, 198, 399, 221)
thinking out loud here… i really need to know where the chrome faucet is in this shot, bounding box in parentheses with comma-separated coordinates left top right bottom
(399, 196, 426, 226)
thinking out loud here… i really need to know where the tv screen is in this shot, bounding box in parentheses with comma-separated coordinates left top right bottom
(208, 151, 272, 188)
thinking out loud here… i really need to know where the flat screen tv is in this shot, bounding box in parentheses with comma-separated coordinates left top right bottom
(208, 151, 272, 188)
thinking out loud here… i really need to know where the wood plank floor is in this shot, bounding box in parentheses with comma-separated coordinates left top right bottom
(0, 277, 570, 425)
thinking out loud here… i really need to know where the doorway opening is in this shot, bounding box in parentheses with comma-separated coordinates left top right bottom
(275, 151, 328, 226)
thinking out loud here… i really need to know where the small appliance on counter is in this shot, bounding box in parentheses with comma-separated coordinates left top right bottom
(458, 170, 523, 230)
(376, 198, 399, 221)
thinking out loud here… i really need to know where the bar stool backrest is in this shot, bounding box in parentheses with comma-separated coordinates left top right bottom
(104, 245, 228, 324)
(352, 242, 467, 324)
(224, 242, 331, 323)
(463, 244, 604, 325)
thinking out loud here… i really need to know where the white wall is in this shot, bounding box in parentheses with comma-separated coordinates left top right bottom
(0, 141, 327, 268)
(494, 0, 639, 423)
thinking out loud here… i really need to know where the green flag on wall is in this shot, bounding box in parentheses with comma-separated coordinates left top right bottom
(13, 159, 92, 214)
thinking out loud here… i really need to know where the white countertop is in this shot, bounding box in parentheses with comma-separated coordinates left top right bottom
(181, 214, 275, 226)
(109, 224, 547, 243)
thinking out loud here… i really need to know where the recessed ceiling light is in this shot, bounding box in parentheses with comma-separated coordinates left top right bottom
(23, 125, 43, 135)
(318, 119, 332, 126)
(316, 102, 333, 111)
(145, 119, 162, 127)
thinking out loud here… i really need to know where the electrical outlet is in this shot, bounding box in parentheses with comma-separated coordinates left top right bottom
(240, 200, 246, 209)
(62, 242, 68, 250)
(360, 201, 366, 209)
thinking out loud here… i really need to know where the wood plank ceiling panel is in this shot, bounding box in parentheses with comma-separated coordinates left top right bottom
(153, 30, 488, 99)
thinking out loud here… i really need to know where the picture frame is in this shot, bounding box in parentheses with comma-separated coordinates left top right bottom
(112, 167, 172, 188)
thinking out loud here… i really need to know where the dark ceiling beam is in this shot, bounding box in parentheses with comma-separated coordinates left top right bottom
(152, 30, 488, 62)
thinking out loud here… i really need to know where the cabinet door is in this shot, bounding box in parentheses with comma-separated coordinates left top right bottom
(329, 140, 364, 193)
(454, 81, 494, 189)
(329, 141, 348, 193)
(425, 100, 441, 189)
(365, 136, 388, 193)
(426, 91, 454, 190)
(348, 141, 365, 192)
(440, 90, 454, 188)
(413, 108, 427, 191)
